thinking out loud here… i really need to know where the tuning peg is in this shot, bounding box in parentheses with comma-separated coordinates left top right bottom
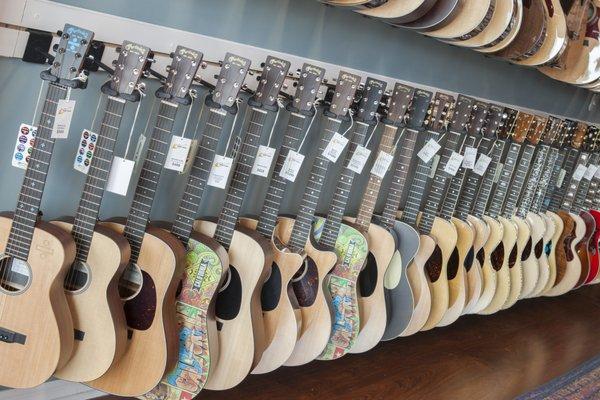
(52, 43, 59, 52)
(111, 60, 118, 66)
(200, 62, 207, 69)
(166, 65, 172, 73)
(260, 62, 265, 68)
(218, 60, 223, 67)
(115, 46, 122, 53)
(214, 74, 219, 79)
(169, 52, 175, 58)
(248, 71, 254, 76)
(283, 83, 288, 90)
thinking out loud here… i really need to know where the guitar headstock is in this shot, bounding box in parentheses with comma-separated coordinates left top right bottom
(466, 100, 490, 136)
(291, 63, 325, 114)
(382, 83, 415, 126)
(497, 107, 519, 140)
(160, 46, 203, 102)
(325, 71, 361, 119)
(591, 126, 600, 152)
(427, 92, 455, 133)
(210, 52, 251, 110)
(250, 56, 291, 111)
(405, 89, 432, 130)
(354, 77, 386, 123)
(526, 115, 548, 145)
(48, 24, 94, 86)
(482, 103, 505, 139)
(559, 119, 576, 148)
(572, 122, 587, 149)
(448, 95, 474, 133)
(513, 112, 535, 143)
(583, 124, 597, 151)
(541, 116, 562, 145)
(107, 41, 150, 100)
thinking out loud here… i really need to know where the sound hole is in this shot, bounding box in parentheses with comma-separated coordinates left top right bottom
(534, 239, 544, 258)
(464, 247, 475, 272)
(521, 238, 533, 261)
(215, 267, 242, 321)
(508, 245, 518, 268)
(0, 255, 31, 294)
(292, 257, 318, 307)
(261, 262, 282, 312)
(64, 260, 91, 293)
(119, 263, 143, 301)
(491, 242, 505, 271)
(476, 248, 485, 266)
(425, 245, 443, 282)
(358, 252, 378, 297)
(447, 247, 459, 280)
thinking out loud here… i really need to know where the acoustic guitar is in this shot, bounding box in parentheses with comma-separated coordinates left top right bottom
(458, 0, 522, 49)
(355, 0, 439, 25)
(194, 56, 288, 390)
(88, 49, 191, 397)
(0, 24, 92, 389)
(494, 0, 548, 61)
(478, 0, 525, 53)
(426, 0, 496, 41)
(52, 40, 149, 383)
(400, 0, 462, 32)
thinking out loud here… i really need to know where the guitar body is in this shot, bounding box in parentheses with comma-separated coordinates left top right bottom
(401, 0, 461, 31)
(426, 0, 495, 39)
(575, 211, 596, 287)
(587, 209, 600, 283)
(286, 235, 337, 367)
(543, 210, 564, 293)
(192, 220, 270, 390)
(437, 217, 472, 327)
(546, 212, 584, 296)
(382, 220, 421, 340)
(50, 220, 129, 383)
(502, 216, 527, 309)
(88, 221, 184, 397)
(421, 217, 457, 331)
(0, 214, 75, 388)
(518, 214, 542, 299)
(528, 212, 554, 297)
(479, 0, 524, 53)
(357, 0, 439, 24)
(459, 0, 518, 48)
(471, 216, 503, 313)
(463, 215, 489, 314)
(494, 0, 547, 61)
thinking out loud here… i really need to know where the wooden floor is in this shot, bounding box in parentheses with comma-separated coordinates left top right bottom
(100, 285, 600, 400)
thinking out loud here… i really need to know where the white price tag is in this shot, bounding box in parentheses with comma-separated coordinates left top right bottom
(417, 138, 441, 163)
(463, 146, 477, 169)
(583, 164, 598, 181)
(473, 154, 492, 176)
(443, 151, 464, 176)
(165, 136, 192, 172)
(207, 155, 233, 189)
(51, 99, 75, 139)
(106, 156, 135, 196)
(556, 169, 567, 188)
(279, 150, 305, 182)
(12, 123, 37, 170)
(572, 164, 587, 181)
(322, 132, 349, 163)
(347, 145, 371, 174)
(74, 129, 98, 174)
(371, 151, 394, 179)
(251, 145, 276, 177)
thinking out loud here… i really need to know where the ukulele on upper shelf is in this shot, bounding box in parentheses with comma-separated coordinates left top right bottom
(88, 48, 192, 397)
(193, 55, 288, 390)
(284, 71, 361, 367)
(51, 40, 149, 384)
(312, 77, 385, 360)
(237, 63, 325, 373)
(0, 24, 93, 389)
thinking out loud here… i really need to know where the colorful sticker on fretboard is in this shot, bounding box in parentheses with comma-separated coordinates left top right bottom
(12, 123, 37, 169)
(73, 129, 98, 174)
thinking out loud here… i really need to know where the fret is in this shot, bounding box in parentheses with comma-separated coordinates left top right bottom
(572, 153, 597, 212)
(549, 148, 578, 211)
(544, 150, 566, 212)
(487, 142, 521, 218)
(440, 135, 478, 220)
(531, 148, 559, 213)
(515, 144, 547, 218)
(588, 172, 600, 210)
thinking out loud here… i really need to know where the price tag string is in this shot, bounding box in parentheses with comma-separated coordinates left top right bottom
(341, 109, 355, 137)
(180, 89, 197, 139)
(266, 98, 285, 147)
(297, 103, 319, 154)
(392, 127, 406, 153)
(222, 98, 244, 158)
(123, 84, 146, 160)
(364, 114, 380, 149)
(457, 133, 469, 154)
(89, 95, 103, 131)
(31, 80, 45, 126)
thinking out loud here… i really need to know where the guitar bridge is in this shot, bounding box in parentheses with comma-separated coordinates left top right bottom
(0, 327, 26, 345)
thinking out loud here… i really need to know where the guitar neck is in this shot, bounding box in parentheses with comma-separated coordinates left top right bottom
(486, 141, 521, 218)
(561, 152, 589, 212)
(288, 116, 343, 252)
(6, 83, 68, 260)
(472, 140, 505, 218)
(72, 96, 126, 262)
(171, 107, 228, 245)
(455, 136, 494, 220)
(531, 147, 560, 213)
(544, 150, 567, 212)
(572, 153, 597, 212)
(124, 100, 179, 262)
(502, 143, 536, 218)
(319, 121, 371, 248)
(587, 164, 600, 210)
(549, 148, 580, 211)
(515, 144, 550, 218)
(256, 112, 308, 238)
(214, 107, 269, 249)
(440, 135, 478, 220)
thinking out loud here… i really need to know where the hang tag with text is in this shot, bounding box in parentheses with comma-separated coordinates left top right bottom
(279, 150, 305, 182)
(322, 132, 349, 163)
(51, 99, 76, 139)
(462, 146, 477, 169)
(207, 155, 233, 189)
(12, 123, 37, 169)
(73, 129, 98, 174)
(572, 164, 588, 181)
(443, 151, 464, 176)
(251, 145, 276, 177)
(583, 164, 598, 181)
(106, 156, 135, 196)
(473, 154, 492, 176)
(417, 138, 441, 163)
(347, 145, 371, 174)
(165, 136, 192, 172)
(371, 150, 394, 179)
(556, 169, 567, 188)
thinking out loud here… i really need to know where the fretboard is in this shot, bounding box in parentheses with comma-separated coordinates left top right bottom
(171, 107, 227, 245)
(288, 116, 343, 252)
(440, 135, 477, 220)
(472, 140, 505, 218)
(531, 147, 559, 213)
(355, 124, 399, 232)
(6, 83, 68, 260)
(543, 150, 567, 212)
(587, 167, 600, 210)
(572, 153, 596, 212)
(455, 137, 494, 220)
(515, 144, 549, 218)
(124, 101, 179, 262)
(380, 128, 418, 229)
(72, 96, 126, 262)
(502, 144, 535, 218)
(256, 112, 307, 238)
(214, 107, 268, 249)
(549, 148, 579, 211)
(320, 121, 370, 248)
(561, 152, 588, 212)
(487, 142, 521, 218)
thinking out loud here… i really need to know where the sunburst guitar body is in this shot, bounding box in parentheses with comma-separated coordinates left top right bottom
(587, 209, 600, 283)
(546, 211, 585, 296)
(528, 212, 554, 297)
(575, 210, 596, 287)
(543, 210, 564, 293)
(463, 215, 489, 313)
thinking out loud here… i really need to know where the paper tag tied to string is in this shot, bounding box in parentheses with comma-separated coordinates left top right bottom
(165, 136, 193, 172)
(572, 164, 588, 182)
(207, 155, 234, 189)
(463, 146, 477, 169)
(583, 164, 598, 181)
(73, 129, 98, 174)
(12, 123, 37, 169)
(106, 156, 135, 196)
(417, 138, 442, 163)
(280, 150, 305, 182)
(444, 151, 464, 176)
(473, 154, 492, 176)
(371, 151, 394, 179)
(252, 145, 276, 177)
(51, 99, 76, 139)
(347, 145, 372, 174)
(322, 132, 349, 163)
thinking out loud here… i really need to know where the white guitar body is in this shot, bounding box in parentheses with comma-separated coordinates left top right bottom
(462, 215, 489, 313)
(542, 210, 564, 294)
(502, 216, 526, 309)
(471, 216, 503, 313)
(519, 212, 545, 298)
(528, 212, 555, 297)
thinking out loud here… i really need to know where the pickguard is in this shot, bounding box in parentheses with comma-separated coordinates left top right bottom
(124, 271, 156, 331)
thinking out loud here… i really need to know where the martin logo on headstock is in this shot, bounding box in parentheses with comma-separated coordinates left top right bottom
(382, 83, 415, 126)
(156, 45, 203, 105)
(249, 56, 291, 111)
(405, 89, 433, 130)
(290, 63, 325, 115)
(482, 104, 505, 139)
(353, 77, 386, 123)
(102, 40, 150, 101)
(466, 100, 490, 136)
(325, 70, 361, 119)
(208, 52, 251, 111)
(448, 94, 474, 133)
(427, 92, 456, 133)
(44, 24, 94, 86)
(498, 107, 519, 140)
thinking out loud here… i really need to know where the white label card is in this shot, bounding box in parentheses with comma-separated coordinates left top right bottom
(12, 123, 37, 169)
(556, 169, 567, 188)
(583, 164, 598, 181)
(417, 138, 441, 163)
(371, 151, 394, 179)
(572, 164, 588, 182)
(165, 136, 192, 172)
(51, 99, 76, 139)
(473, 154, 492, 176)
(347, 145, 371, 174)
(207, 155, 233, 189)
(73, 129, 98, 174)
(322, 132, 349, 163)
(443, 151, 464, 176)
(463, 146, 477, 169)
(106, 156, 135, 196)
(279, 150, 305, 182)
(251, 145, 276, 177)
